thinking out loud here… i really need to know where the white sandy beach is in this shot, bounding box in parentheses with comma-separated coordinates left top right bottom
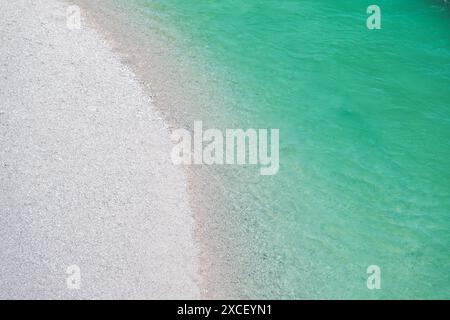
(0, 0, 200, 299)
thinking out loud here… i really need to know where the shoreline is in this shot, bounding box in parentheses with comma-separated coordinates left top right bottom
(0, 0, 201, 299)
(68, 0, 256, 299)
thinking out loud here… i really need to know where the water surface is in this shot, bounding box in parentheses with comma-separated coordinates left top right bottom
(131, 0, 450, 298)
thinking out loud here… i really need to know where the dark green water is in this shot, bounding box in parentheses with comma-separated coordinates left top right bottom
(131, 0, 450, 298)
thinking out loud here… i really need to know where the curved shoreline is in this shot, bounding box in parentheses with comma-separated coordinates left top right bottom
(66, 0, 258, 299)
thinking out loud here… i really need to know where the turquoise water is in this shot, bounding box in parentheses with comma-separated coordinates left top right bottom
(134, 0, 450, 298)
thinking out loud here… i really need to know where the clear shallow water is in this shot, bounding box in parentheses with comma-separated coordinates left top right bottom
(133, 0, 450, 298)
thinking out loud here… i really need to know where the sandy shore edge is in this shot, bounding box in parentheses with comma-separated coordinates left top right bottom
(0, 0, 201, 299)
(61, 0, 266, 299)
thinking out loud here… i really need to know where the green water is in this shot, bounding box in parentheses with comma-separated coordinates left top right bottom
(134, 0, 450, 298)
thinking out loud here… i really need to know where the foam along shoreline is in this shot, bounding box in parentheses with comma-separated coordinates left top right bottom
(0, 0, 200, 299)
